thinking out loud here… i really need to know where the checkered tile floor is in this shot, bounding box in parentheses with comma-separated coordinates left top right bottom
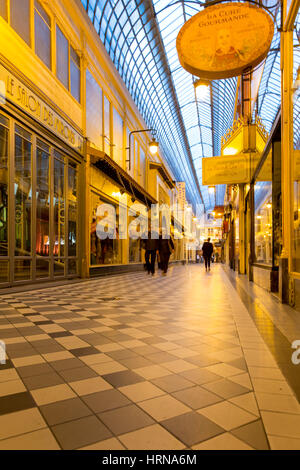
(0, 264, 300, 450)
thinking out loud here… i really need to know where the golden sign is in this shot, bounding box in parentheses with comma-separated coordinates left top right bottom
(0, 64, 83, 154)
(176, 2, 274, 79)
(203, 154, 251, 185)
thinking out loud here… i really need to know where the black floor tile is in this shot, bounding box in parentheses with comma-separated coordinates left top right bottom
(102, 370, 145, 387)
(0, 391, 36, 415)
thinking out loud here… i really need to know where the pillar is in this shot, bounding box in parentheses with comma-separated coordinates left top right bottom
(279, 28, 293, 303)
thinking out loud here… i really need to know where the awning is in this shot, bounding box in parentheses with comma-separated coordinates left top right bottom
(88, 144, 157, 207)
(149, 161, 176, 189)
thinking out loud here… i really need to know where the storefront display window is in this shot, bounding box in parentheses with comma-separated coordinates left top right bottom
(0, 115, 8, 258)
(90, 192, 121, 265)
(54, 152, 65, 259)
(36, 139, 50, 278)
(68, 162, 77, 258)
(36, 139, 50, 257)
(15, 124, 32, 258)
(235, 194, 239, 270)
(254, 154, 272, 265)
(128, 207, 148, 263)
(0, 115, 8, 282)
(129, 239, 142, 262)
(0, 112, 81, 284)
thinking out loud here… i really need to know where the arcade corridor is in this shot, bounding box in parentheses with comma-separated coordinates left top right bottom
(0, 265, 299, 450)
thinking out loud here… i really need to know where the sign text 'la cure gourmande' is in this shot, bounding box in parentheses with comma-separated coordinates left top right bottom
(176, 2, 274, 79)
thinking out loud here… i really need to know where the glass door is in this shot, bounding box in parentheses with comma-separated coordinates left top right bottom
(0, 115, 9, 284)
(14, 124, 32, 281)
(36, 139, 50, 279)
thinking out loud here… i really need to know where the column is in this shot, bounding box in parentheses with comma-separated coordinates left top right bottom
(279, 28, 293, 302)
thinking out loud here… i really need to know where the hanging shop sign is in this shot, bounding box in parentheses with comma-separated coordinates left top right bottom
(0, 64, 83, 154)
(203, 154, 251, 185)
(176, 2, 274, 79)
(202, 152, 273, 185)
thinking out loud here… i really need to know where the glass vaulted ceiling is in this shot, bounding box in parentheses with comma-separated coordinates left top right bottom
(81, 0, 281, 211)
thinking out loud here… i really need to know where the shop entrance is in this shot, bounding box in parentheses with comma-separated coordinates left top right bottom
(0, 111, 81, 287)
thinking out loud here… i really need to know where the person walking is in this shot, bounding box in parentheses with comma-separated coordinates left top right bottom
(143, 231, 159, 275)
(158, 230, 174, 276)
(202, 237, 214, 272)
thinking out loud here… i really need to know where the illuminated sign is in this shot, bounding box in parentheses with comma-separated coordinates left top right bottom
(203, 153, 251, 185)
(176, 2, 274, 79)
(203, 151, 275, 185)
(0, 64, 83, 154)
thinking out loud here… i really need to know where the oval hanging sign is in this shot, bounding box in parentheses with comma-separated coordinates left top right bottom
(176, 2, 274, 79)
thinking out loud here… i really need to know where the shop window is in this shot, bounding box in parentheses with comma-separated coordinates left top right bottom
(10, 0, 30, 46)
(0, 260, 8, 282)
(129, 238, 142, 262)
(54, 258, 65, 276)
(0, 115, 9, 258)
(112, 107, 123, 167)
(0, 116, 80, 284)
(235, 196, 239, 270)
(128, 206, 148, 263)
(36, 258, 49, 278)
(90, 192, 121, 265)
(56, 25, 69, 90)
(103, 96, 111, 156)
(70, 46, 80, 102)
(53, 152, 65, 257)
(254, 153, 272, 265)
(0, 0, 7, 21)
(68, 162, 77, 258)
(14, 259, 31, 280)
(68, 258, 77, 274)
(34, 0, 51, 69)
(36, 139, 50, 258)
(14, 124, 32, 257)
(86, 69, 102, 149)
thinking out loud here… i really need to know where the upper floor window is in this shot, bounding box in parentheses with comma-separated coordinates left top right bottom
(70, 46, 80, 102)
(1, 0, 81, 103)
(56, 25, 81, 102)
(0, 0, 7, 21)
(34, 0, 51, 69)
(10, 0, 30, 46)
(56, 25, 69, 89)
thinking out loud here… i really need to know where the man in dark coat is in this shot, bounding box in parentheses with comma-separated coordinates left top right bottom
(202, 237, 214, 272)
(143, 231, 159, 275)
(158, 231, 174, 275)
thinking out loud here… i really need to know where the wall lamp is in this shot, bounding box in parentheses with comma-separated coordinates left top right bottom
(208, 185, 215, 195)
(126, 128, 158, 171)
